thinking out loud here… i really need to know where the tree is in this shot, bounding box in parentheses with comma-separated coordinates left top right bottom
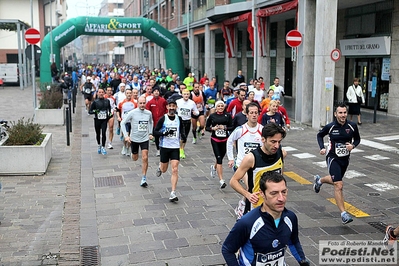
(0, 22, 31, 32)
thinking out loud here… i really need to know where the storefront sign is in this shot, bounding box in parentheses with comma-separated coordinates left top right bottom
(339, 36, 391, 56)
(381, 58, 391, 81)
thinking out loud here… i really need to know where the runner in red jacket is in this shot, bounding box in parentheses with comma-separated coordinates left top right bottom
(146, 87, 167, 156)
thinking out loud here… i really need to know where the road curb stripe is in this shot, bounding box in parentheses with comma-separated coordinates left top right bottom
(284, 171, 312, 185)
(327, 198, 370, 217)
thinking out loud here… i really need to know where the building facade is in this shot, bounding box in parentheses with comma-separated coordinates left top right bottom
(120, 0, 398, 127)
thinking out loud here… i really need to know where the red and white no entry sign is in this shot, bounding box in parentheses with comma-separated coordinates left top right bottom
(25, 28, 41, 45)
(286, 30, 302, 48)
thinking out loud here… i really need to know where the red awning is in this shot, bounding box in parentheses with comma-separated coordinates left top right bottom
(221, 12, 254, 58)
(257, 0, 298, 56)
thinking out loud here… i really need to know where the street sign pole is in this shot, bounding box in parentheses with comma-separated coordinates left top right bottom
(32, 44, 35, 108)
(291, 47, 297, 62)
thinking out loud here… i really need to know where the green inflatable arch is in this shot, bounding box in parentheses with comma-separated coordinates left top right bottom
(40, 16, 185, 83)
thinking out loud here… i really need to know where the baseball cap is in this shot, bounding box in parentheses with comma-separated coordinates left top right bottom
(167, 98, 177, 105)
(233, 86, 240, 91)
(87, 76, 91, 80)
(119, 83, 126, 87)
(239, 82, 247, 87)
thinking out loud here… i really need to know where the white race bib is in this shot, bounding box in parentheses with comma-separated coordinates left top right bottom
(255, 248, 285, 266)
(244, 142, 260, 154)
(98, 110, 107, 120)
(166, 127, 178, 138)
(138, 121, 148, 131)
(215, 129, 226, 137)
(84, 88, 91, 94)
(335, 143, 349, 157)
(180, 108, 191, 117)
(196, 103, 203, 112)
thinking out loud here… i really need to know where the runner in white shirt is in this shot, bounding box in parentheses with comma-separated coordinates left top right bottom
(121, 96, 153, 187)
(176, 89, 199, 159)
(226, 102, 263, 218)
(114, 83, 127, 137)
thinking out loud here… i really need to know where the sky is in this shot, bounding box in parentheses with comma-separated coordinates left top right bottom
(66, 0, 102, 19)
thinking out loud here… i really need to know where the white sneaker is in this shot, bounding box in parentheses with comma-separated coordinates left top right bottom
(169, 191, 178, 202)
(156, 150, 160, 157)
(220, 179, 227, 189)
(192, 138, 197, 144)
(210, 165, 216, 178)
(121, 146, 126, 155)
(107, 143, 113, 149)
(126, 149, 131, 157)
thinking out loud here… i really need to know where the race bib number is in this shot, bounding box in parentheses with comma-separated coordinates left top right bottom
(166, 127, 178, 138)
(180, 108, 191, 117)
(244, 142, 260, 154)
(138, 121, 148, 131)
(215, 129, 226, 137)
(255, 248, 285, 266)
(98, 110, 107, 120)
(335, 143, 349, 157)
(196, 104, 203, 112)
(84, 88, 91, 94)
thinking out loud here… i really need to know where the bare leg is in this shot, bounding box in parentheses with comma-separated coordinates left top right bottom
(170, 160, 179, 191)
(141, 150, 148, 176)
(333, 181, 345, 212)
(216, 163, 223, 181)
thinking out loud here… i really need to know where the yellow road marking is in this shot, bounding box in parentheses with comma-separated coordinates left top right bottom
(284, 171, 312, 185)
(327, 198, 370, 217)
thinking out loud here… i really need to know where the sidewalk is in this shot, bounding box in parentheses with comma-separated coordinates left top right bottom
(1, 85, 399, 265)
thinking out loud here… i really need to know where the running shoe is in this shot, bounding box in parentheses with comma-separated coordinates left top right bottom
(192, 138, 197, 144)
(383, 225, 397, 248)
(341, 212, 353, 225)
(140, 176, 148, 187)
(116, 127, 120, 135)
(97, 146, 101, 154)
(156, 150, 160, 157)
(313, 175, 322, 193)
(169, 191, 178, 202)
(121, 146, 127, 155)
(210, 165, 216, 178)
(156, 167, 162, 177)
(101, 147, 107, 155)
(107, 142, 113, 149)
(180, 149, 186, 159)
(126, 149, 131, 157)
(220, 179, 227, 189)
(120, 135, 123, 141)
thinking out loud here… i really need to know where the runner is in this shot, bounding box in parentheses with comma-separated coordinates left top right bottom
(190, 83, 206, 144)
(230, 123, 287, 214)
(88, 88, 112, 155)
(121, 96, 154, 187)
(117, 89, 137, 157)
(80, 76, 95, 113)
(205, 100, 233, 189)
(313, 103, 361, 224)
(153, 98, 187, 202)
(104, 86, 116, 149)
(222, 171, 310, 266)
(146, 87, 167, 156)
(176, 89, 199, 158)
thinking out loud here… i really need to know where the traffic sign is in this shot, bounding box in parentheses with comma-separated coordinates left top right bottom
(286, 30, 302, 48)
(25, 45, 42, 60)
(330, 48, 341, 62)
(25, 28, 41, 45)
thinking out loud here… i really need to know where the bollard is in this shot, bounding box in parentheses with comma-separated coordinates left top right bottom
(68, 100, 72, 132)
(66, 106, 70, 146)
(72, 85, 77, 114)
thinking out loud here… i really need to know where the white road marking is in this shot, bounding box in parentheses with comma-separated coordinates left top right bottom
(282, 146, 297, 152)
(313, 161, 326, 168)
(292, 153, 316, 159)
(374, 135, 399, 141)
(350, 148, 364, 153)
(363, 154, 390, 160)
(390, 164, 399, 168)
(364, 182, 399, 192)
(344, 170, 366, 179)
(360, 139, 399, 153)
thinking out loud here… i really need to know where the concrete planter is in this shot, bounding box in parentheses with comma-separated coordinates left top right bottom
(34, 106, 65, 125)
(0, 133, 52, 175)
